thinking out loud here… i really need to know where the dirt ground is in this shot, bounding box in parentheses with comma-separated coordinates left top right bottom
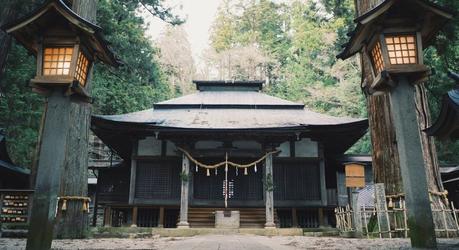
(1, 235, 459, 250)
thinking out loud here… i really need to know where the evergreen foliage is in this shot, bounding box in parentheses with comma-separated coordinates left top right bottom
(0, 0, 177, 166)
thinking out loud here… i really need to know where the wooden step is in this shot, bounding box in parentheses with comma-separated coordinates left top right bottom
(186, 208, 278, 228)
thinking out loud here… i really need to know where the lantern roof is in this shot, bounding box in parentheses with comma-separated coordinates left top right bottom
(337, 0, 453, 60)
(425, 71, 459, 140)
(2, 0, 120, 66)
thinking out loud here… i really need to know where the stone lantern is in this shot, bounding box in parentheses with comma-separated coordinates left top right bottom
(3, 0, 119, 101)
(338, 0, 452, 248)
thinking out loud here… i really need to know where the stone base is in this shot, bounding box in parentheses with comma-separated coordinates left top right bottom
(264, 222, 276, 229)
(215, 210, 240, 229)
(177, 222, 190, 229)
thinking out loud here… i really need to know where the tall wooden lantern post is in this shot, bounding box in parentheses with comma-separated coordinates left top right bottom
(338, 0, 452, 248)
(2, 1, 118, 249)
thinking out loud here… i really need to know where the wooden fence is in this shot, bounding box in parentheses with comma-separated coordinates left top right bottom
(335, 197, 459, 238)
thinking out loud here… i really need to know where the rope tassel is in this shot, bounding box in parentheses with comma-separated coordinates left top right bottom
(62, 199, 67, 211)
(206, 168, 210, 176)
(236, 167, 238, 176)
(244, 167, 248, 175)
(215, 168, 218, 176)
(254, 163, 257, 173)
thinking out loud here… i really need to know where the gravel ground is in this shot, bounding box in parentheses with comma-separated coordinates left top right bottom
(1, 235, 459, 250)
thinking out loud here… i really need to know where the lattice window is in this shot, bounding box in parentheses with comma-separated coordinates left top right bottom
(370, 42, 384, 75)
(385, 35, 417, 65)
(75, 52, 90, 86)
(43, 47, 73, 75)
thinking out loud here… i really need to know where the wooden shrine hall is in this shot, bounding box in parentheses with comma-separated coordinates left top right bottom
(91, 80, 368, 228)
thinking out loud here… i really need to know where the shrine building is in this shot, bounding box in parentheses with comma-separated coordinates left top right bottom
(91, 80, 368, 228)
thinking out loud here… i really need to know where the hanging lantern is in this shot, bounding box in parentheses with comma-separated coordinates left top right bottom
(337, 0, 452, 94)
(2, 0, 120, 102)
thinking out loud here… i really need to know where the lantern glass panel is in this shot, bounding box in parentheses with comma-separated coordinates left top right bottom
(370, 41, 384, 75)
(75, 52, 89, 86)
(43, 47, 73, 76)
(385, 35, 417, 65)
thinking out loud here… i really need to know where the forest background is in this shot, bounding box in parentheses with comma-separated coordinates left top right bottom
(0, 0, 458, 168)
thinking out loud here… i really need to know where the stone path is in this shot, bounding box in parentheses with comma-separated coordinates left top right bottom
(1, 235, 459, 249)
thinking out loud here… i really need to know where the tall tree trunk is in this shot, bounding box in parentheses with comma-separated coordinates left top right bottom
(55, 0, 98, 239)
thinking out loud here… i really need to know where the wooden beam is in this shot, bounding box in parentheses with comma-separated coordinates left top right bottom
(129, 141, 138, 204)
(131, 206, 138, 227)
(318, 144, 327, 206)
(158, 207, 165, 228)
(264, 151, 275, 229)
(292, 208, 298, 228)
(177, 153, 190, 228)
(318, 208, 325, 227)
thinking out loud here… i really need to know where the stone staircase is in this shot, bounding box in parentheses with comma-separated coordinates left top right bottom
(187, 207, 278, 228)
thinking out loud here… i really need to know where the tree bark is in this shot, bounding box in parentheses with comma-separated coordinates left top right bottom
(55, 0, 98, 239)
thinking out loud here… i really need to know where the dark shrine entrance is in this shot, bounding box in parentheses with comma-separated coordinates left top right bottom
(192, 157, 264, 207)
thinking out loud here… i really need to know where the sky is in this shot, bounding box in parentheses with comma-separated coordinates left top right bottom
(143, 0, 224, 64)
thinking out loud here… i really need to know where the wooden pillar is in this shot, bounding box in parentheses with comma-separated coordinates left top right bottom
(292, 208, 298, 228)
(177, 153, 190, 228)
(158, 207, 165, 228)
(318, 144, 327, 206)
(103, 207, 111, 227)
(129, 141, 138, 204)
(318, 208, 325, 227)
(131, 207, 138, 227)
(92, 182, 99, 227)
(389, 77, 436, 248)
(26, 90, 72, 250)
(264, 152, 275, 229)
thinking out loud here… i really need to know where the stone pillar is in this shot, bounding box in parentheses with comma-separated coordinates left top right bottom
(177, 153, 190, 228)
(26, 91, 71, 250)
(264, 152, 275, 229)
(351, 189, 362, 237)
(389, 77, 436, 248)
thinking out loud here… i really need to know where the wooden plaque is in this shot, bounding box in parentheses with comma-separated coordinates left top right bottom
(345, 163, 365, 188)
